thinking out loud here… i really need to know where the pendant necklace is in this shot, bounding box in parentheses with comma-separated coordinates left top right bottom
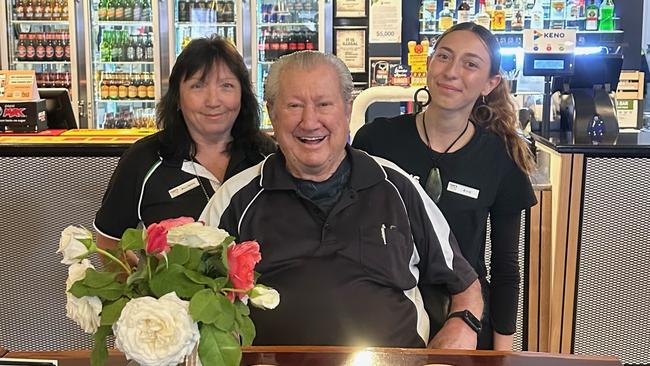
(421, 109, 470, 202)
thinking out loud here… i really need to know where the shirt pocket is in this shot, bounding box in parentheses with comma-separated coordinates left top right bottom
(359, 224, 417, 290)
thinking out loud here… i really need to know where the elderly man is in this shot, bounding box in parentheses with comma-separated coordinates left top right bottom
(201, 51, 483, 349)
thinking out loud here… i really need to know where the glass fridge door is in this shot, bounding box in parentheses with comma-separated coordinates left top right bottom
(86, 0, 158, 128)
(2, 0, 79, 118)
(169, 0, 240, 66)
(252, 0, 322, 129)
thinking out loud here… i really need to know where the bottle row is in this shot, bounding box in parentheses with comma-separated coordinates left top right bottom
(179, 26, 235, 50)
(13, 0, 69, 21)
(99, 72, 156, 100)
(427, 0, 615, 32)
(100, 30, 155, 63)
(37, 71, 72, 88)
(102, 108, 155, 129)
(98, 0, 152, 22)
(177, 0, 235, 23)
(258, 29, 317, 62)
(260, 0, 318, 24)
(16, 32, 71, 62)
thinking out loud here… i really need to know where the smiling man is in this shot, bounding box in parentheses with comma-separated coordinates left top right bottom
(200, 51, 483, 349)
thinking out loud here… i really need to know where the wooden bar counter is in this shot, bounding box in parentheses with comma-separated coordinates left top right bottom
(6, 346, 621, 366)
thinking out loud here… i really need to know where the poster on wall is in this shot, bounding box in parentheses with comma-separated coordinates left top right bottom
(368, 57, 401, 86)
(369, 0, 401, 43)
(335, 29, 367, 73)
(336, 0, 366, 17)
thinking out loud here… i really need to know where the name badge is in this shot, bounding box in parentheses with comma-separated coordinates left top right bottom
(168, 178, 200, 199)
(447, 181, 480, 199)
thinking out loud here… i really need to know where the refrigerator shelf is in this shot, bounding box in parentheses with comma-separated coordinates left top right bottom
(258, 22, 316, 28)
(14, 61, 71, 65)
(175, 21, 236, 27)
(11, 20, 70, 25)
(96, 99, 156, 103)
(95, 21, 154, 27)
(93, 61, 155, 65)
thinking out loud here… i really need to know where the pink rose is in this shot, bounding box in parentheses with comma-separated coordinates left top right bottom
(227, 241, 261, 291)
(159, 217, 195, 231)
(145, 217, 195, 255)
(145, 223, 170, 254)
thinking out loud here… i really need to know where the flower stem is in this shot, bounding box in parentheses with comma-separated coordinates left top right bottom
(221, 287, 248, 294)
(96, 247, 132, 275)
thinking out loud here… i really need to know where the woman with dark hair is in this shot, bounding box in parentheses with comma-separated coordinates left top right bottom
(353, 23, 536, 350)
(94, 36, 275, 249)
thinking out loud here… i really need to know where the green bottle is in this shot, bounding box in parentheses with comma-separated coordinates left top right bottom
(598, 0, 614, 31)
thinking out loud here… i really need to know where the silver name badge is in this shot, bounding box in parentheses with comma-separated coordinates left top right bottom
(168, 178, 200, 199)
(447, 181, 480, 199)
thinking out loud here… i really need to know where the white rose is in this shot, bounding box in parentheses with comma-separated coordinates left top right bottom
(249, 285, 280, 310)
(113, 292, 200, 366)
(167, 222, 230, 249)
(65, 259, 102, 334)
(58, 226, 92, 265)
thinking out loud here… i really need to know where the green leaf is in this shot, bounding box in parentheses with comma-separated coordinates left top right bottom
(149, 264, 205, 299)
(126, 267, 147, 287)
(234, 300, 250, 317)
(90, 325, 111, 366)
(221, 242, 230, 272)
(69, 281, 125, 301)
(213, 277, 228, 291)
(167, 244, 190, 266)
(80, 238, 95, 250)
(82, 268, 116, 289)
(220, 236, 236, 247)
(184, 269, 218, 287)
(189, 289, 221, 323)
(236, 315, 256, 346)
(198, 323, 241, 366)
(120, 228, 145, 251)
(100, 297, 129, 326)
(189, 289, 235, 331)
(185, 247, 204, 271)
(199, 252, 228, 278)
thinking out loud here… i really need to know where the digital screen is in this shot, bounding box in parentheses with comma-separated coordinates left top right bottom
(534, 59, 565, 70)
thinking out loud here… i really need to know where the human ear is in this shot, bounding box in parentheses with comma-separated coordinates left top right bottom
(482, 74, 502, 97)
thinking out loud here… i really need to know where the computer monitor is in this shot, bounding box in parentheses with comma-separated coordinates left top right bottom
(37, 88, 77, 129)
(552, 53, 624, 94)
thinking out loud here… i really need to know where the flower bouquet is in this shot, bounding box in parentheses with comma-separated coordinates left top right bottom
(58, 217, 279, 366)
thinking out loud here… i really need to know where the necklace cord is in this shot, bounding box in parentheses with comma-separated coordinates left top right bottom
(421, 109, 470, 167)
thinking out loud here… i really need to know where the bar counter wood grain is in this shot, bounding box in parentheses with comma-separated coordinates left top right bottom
(6, 346, 621, 366)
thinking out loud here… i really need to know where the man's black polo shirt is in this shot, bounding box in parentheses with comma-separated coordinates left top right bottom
(201, 146, 477, 347)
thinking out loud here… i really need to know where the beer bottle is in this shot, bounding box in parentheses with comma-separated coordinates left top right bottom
(141, 0, 150, 20)
(115, 0, 124, 20)
(63, 32, 70, 60)
(128, 73, 138, 99)
(106, 0, 115, 20)
(100, 72, 110, 99)
(135, 34, 145, 60)
(45, 33, 55, 60)
(124, 0, 133, 20)
(55, 32, 65, 60)
(16, 33, 27, 61)
(132, 0, 142, 20)
(43, 0, 52, 19)
(26, 33, 36, 60)
(25, 0, 34, 19)
(51, 0, 60, 19)
(109, 74, 119, 100)
(15, 0, 26, 20)
(146, 73, 155, 99)
(145, 34, 154, 62)
(177, 0, 188, 22)
(137, 73, 147, 99)
(35, 33, 46, 61)
(118, 74, 129, 99)
(59, 0, 67, 19)
(34, 0, 43, 19)
(98, 0, 107, 19)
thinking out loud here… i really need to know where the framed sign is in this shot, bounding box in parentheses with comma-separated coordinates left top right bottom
(369, 0, 401, 43)
(335, 28, 367, 73)
(335, 0, 366, 17)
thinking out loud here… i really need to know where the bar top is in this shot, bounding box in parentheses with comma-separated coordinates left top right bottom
(532, 129, 650, 156)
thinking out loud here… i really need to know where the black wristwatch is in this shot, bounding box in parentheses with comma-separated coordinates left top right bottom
(447, 309, 482, 334)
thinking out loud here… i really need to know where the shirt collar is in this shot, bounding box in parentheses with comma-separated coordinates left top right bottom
(260, 145, 386, 191)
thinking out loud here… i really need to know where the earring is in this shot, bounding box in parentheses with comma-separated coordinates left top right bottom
(475, 94, 494, 122)
(414, 86, 432, 113)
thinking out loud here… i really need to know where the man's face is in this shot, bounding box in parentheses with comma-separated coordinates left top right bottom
(268, 63, 352, 182)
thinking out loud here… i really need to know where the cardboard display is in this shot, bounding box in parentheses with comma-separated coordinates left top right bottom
(0, 70, 47, 132)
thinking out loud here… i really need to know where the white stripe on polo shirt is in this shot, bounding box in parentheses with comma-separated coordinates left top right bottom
(138, 159, 163, 222)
